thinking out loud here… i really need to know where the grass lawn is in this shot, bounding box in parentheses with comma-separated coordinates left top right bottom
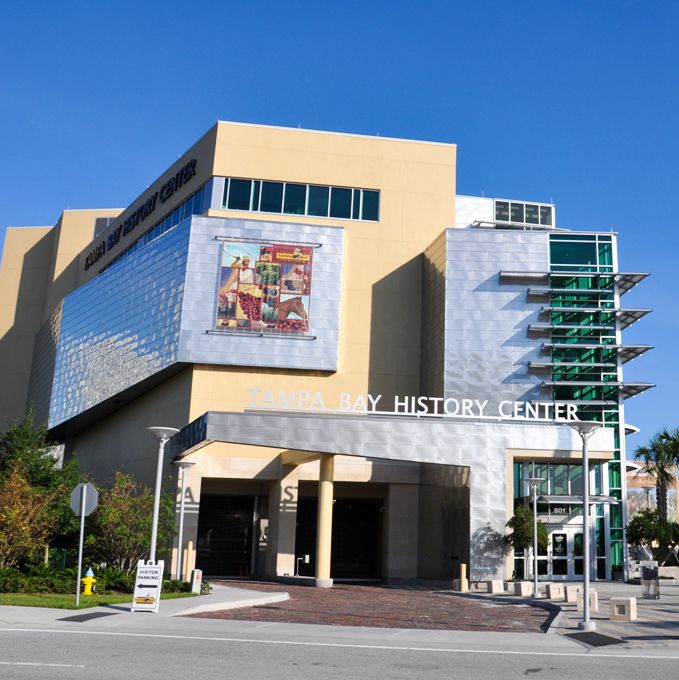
(0, 591, 197, 609)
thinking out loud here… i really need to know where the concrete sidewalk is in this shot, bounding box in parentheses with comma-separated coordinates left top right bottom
(552, 581, 679, 645)
(469, 580, 679, 648)
(1, 581, 678, 658)
(0, 584, 289, 625)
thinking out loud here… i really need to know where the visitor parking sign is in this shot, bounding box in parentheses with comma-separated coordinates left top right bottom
(131, 560, 164, 613)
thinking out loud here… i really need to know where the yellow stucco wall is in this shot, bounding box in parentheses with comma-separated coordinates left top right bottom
(44, 209, 121, 322)
(0, 226, 52, 426)
(190, 121, 457, 418)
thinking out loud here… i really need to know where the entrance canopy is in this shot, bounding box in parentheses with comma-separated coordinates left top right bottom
(538, 494, 620, 505)
(168, 409, 615, 467)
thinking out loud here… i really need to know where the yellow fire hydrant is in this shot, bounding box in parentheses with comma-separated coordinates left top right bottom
(81, 567, 96, 596)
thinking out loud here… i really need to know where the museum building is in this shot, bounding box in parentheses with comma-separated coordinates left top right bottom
(0, 121, 653, 584)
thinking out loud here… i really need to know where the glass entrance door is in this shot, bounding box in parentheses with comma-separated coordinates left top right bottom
(542, 528, 584, 580)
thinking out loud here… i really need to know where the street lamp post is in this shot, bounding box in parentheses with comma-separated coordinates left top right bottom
(146, 427, 180, 564)
(525, 476, 544, 598)
(567, 420, 602, 632)
(172, 458, 196, 580)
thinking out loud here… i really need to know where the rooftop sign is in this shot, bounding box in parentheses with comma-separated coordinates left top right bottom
(84, 159, 197, 271)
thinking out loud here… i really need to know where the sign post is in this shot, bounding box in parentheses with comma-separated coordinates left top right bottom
(132, 560, 164, 612)
(69, 482, 99, 607)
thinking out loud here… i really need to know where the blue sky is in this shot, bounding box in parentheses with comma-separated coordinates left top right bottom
(0, 1, 676, 449)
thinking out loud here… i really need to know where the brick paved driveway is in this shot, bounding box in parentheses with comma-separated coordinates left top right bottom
(191, 581, 555, 632)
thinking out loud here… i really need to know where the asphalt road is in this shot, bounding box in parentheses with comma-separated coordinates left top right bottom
(1, 627, 679, 680)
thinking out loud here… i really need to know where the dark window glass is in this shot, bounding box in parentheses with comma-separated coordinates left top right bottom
(525, 204, 539, 224)
(252, 181, 261, 210)
(283, 183, 307, 214)
(352, 189, 360, 219)
(193, 187, 204, 214)
(181, 200, 191, 220)
(172, 207, 181, 225)
(510, 202, 525, 223)
(552, 559, 568, 575)
(361, 190, 379, 221)
(260, 181, 283, 213)
(308, 185, 329, 216)
(495, 201, 510, 221)
(574, 533, 583, 556)
(228, 179, 252, 211)
(540, 206, 552, 225)
(330, 187, 352, 218)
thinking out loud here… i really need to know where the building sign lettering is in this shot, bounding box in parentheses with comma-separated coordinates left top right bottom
(84, 159, 197, 270)
(246, 389, 580, 422)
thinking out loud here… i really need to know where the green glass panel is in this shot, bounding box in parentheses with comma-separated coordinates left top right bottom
(611, 529, 623, 541)
(552, 234, 597, 242)
(552, 464, 569, 495)
(551, 240, 598, 267)
(535, 464, 550, 494)
(596, 518, 605, 553)
(593, 464, 602, 495)
(598, 242, 613, 267)
(610, 503, 622, 529)
(513, 462, 524, 499)
(611, 541, 623, 567)
(570, 465, 584, 495)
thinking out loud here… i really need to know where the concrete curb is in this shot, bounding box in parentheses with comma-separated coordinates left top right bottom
(171, 591, 290, 616)
(452, 590, 562, 633)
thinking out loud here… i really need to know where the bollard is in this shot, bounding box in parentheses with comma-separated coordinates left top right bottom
(454, 563, 469, 592)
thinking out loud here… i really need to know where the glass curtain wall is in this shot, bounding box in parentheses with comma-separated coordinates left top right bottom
(549, 233, 623, 578)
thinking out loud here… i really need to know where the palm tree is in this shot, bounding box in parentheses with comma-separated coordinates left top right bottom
(634, 429, 677, 523)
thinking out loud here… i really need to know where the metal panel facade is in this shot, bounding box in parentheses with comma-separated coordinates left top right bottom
(443, 229, 549, 410)
(42, 216, 343, 428)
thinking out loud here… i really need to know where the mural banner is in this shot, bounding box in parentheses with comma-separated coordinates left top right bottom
(216, 240, 313, 333)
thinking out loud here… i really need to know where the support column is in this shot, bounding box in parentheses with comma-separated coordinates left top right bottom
(265, 465, 299, 578)
(315, 454, 335, 587)
(177, 471, 202, 578)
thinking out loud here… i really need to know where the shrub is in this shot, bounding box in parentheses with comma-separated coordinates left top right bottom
(162, 579, 191, 593)
(0, 566, 77, 593)
(94, 567, 135, 594)
(0, 567, 25, 593)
